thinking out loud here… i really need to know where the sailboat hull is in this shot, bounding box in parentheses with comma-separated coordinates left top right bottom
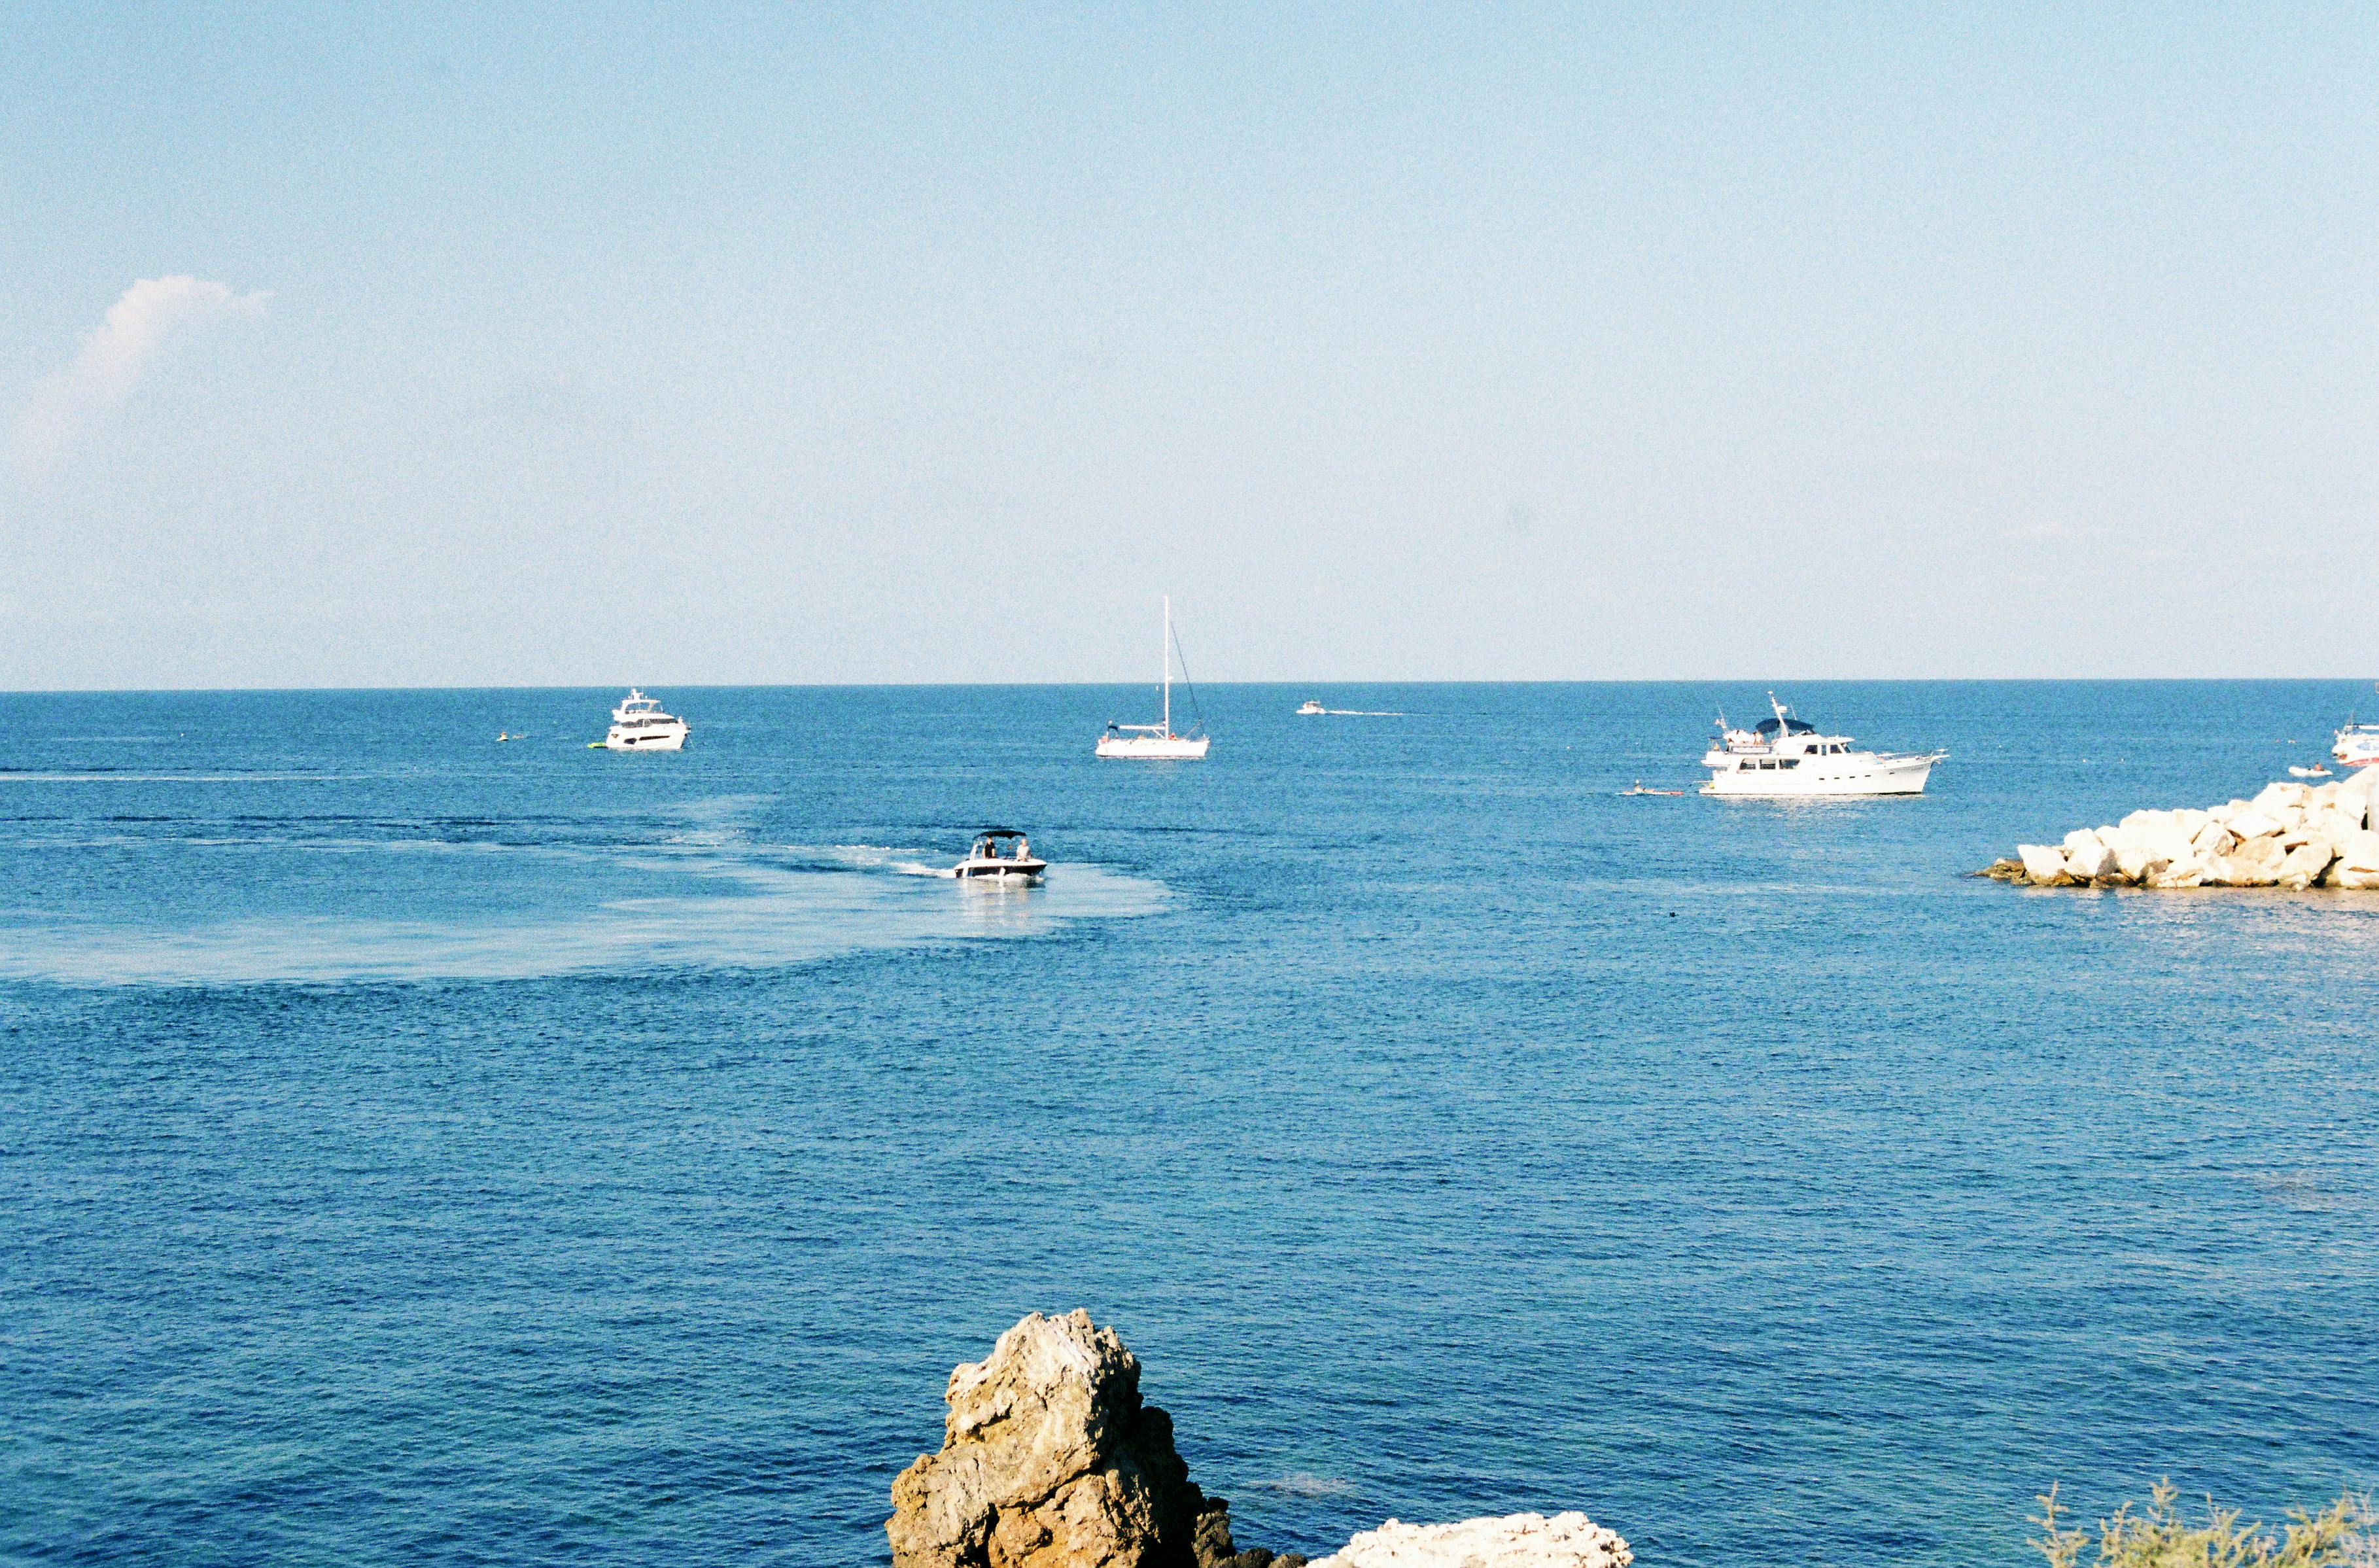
(1095, 735, 1211, 760)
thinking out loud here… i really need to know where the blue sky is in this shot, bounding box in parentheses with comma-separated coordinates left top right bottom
(2, 4, 2370, 686)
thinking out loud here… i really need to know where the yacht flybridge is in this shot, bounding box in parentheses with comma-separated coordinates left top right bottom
(1701, 695, 1943, 797)
(602, 689, 689, 751)
(1096, 596, 1210, 760)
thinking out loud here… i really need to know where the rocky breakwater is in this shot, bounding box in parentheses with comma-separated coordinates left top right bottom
(1984, 769, 2379, 890)
(889, 1310, 1633, 1568)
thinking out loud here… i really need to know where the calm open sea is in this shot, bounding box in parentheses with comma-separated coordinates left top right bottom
(3, 682, 2374, 1567)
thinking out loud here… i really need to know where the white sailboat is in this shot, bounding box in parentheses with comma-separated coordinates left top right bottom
(1096, 596, 1210, 759)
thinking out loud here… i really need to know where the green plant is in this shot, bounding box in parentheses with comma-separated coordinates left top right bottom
(2033, 1480, 2367, 1568)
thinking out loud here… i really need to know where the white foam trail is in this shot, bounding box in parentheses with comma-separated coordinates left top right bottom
(0, 842, 1164, 986)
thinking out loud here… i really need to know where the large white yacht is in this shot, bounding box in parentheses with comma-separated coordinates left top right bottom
(2335, 723, 2379, 768)
(1096, 596, 1210, 759)
(1701, 695, 1942, 797)
(602, 689, 689, 752)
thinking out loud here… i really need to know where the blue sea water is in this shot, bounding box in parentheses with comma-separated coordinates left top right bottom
(3, 681, 2374, 1567)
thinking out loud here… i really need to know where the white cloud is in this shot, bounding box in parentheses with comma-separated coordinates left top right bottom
(14, 275, 269, 470)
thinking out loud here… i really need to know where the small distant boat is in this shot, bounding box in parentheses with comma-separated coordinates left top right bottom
(2291, 763, 2334, 778)
(1702, 694, 1943, 797)
(496, 730, 513, 742)
(1622, 782, 1685, 796)
(1097, 597, 1210, 759)
(602, 689, 689, 751)
(1296, 700, 1325, 716)
(953, 828, 1045, 883)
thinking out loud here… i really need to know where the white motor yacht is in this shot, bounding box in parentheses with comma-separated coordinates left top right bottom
(2335, 722, 2379, 768)
(1097, 596, 1211, 759)
(1701, 695, 1943, 797)
(1296, 699, 1325, 716)
(602, 689, 689, 752)
(953, 828, 1046, 883)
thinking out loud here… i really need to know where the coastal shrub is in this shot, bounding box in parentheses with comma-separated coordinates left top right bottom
(2032, 1480, 2370, 1568)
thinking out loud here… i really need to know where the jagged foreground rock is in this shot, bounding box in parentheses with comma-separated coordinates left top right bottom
(1984, 769, 2379, 890)
(886, 1309, 1300, 1568)
(1311, 1513, 1633, 1568)
(889, 1312, 1633, 1567)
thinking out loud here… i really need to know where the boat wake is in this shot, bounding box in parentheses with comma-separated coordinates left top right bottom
(0, 834, 1164, 987)
(804, 843, 962, 878)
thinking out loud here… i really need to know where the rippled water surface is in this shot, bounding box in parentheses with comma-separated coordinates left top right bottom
(4, 683, 2374, 1565)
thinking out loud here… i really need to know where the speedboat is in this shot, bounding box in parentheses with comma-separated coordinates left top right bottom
(1296, 700, 1325, 716)
(602, 689, 689, 751)
(2291, 763, 2334, 779)
(1701, 695, 1943, 797)
(2335, 722, 2379, 768)
(1096, 595, 1211, 759)
(953, 828, 1045, 883)
(1622, 782, 1685, 796)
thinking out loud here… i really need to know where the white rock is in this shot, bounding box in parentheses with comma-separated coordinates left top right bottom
(2310, 780, 2342, 808)
(2252, 782, 2310, 814)
(2064, 837, 2117, 882)
(2226, 807, 2284, 841)
(2145, 858, 2206, 888)
(2276, 842, 2336, 890)
(2309, 808, 2363, 846)
(2330, 865, 2379, 890)
(2191, 821, 2240, 858)
(2207, 835, 2287, 886)
(1312, 1512, 1633, 1568)
(2113, 845, 2163, 883)
(2338, 830, 2379, 873)
(2018, 844, 2070, 885)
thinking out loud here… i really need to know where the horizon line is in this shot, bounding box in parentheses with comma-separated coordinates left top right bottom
(4, 676, 2377, 697)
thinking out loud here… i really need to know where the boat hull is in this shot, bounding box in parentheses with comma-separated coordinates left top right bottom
(1702, 754, 1937, 797)
(604, 726, 687, 751)
(954, 860, 1046, 883)
(1095, 735, 1209, 759)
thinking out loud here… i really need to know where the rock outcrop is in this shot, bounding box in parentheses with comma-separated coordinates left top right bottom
(887, 1310, 1300, 1568)
(1310, 1512, 1633, 1568)
(1988, 770, 2379, 890)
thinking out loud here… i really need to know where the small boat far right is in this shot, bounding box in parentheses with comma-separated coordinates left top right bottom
(1701, 694, 1945, 797)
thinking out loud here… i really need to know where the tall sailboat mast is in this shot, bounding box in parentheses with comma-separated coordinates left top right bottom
(1092, 593, 1209, 759)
